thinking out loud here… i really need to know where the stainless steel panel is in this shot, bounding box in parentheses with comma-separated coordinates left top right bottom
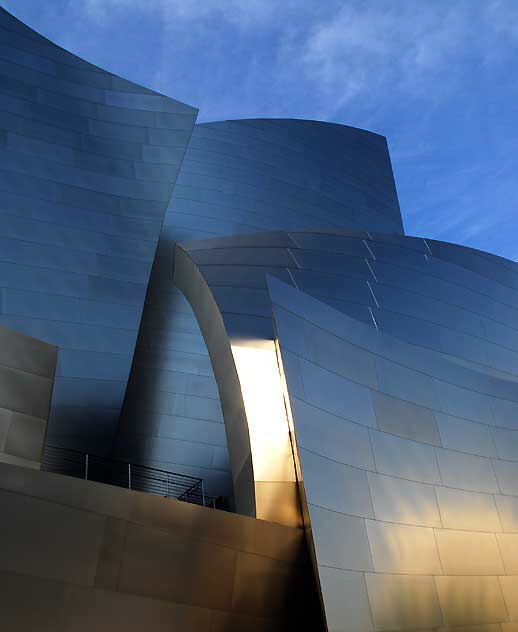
(492, 428, 518, 461)
(435, 530, 504, 575)
(298, 448, 374, 518)
(301, 359, 377, 427)
(4, 412, 46, 461)
(365, 573, 443, 631)
(119, 523, 237, 609)
(372, 390, 441, 445)
(366, 520, 442, 575)
(436, 412, 496, 458)
(291, 397, 375, 470)
(0, 365, 52, 420)
(500, 575, 518, 620)
(304, 325, 379, 389)
(376, 357, 440, 410)
(278, 349, 307, 400)
(493, 460, 518, 495)
(495, 495, 518, 533)
(435, 380, 494, 425)
(370, 430, 441, 484)
(495, 534, 518, 573)
(435, 448, 499, 493)
(435, 487, 502, 532)
(0, 488, 105, 584)
(308, 504, 372, 571)
(0, 326, 56, 377)
(492, 398, 518, 431)
(319, 567, 373, 632)
(367, 471, 442, 528)
(289, 233, 368, 256)
(435, 576, 508, 625)
(270, 306, 308, 357)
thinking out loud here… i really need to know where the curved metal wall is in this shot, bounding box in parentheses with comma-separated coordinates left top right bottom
(162, 119, 403, 240)
(0, 8, 197, 454)
(178, 230, 518, 379)
(3, 8, 518, 631)
(174, 232, 518, 629)
(117, 119, 403, 498)
(270, 276, 518, 632)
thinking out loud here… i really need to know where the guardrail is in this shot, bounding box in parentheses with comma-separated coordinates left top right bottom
(41, 444, 215, 508)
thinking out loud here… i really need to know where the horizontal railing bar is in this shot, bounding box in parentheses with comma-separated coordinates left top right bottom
(41, 443, 214, 508)
(45, 444, 202, 482)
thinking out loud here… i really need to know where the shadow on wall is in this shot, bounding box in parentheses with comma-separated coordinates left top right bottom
(0, 462, 325, 631)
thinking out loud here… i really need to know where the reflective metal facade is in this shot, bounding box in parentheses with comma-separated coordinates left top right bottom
(3, 8, 518, 631)
(270, 275, 518, 632)
(0, 8, 197, 454)
(178, 230, 518, 377)
(117, 119, 403, 498)
(176, 233, 518, 630)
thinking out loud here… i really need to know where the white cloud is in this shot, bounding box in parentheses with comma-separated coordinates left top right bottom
(76, 0, 518, 117)
(295, 1, 518, 113)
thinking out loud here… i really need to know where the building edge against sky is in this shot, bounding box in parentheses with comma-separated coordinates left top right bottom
(0, 6, 198, 457)
(2, 6, 518, 632)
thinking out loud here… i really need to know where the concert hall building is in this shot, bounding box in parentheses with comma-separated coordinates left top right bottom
(2, 7, 518, 632)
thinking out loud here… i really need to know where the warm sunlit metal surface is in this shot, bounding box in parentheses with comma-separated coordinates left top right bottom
(231, 342, 301, 527)
(270, 274, 518, 632)
(174, 245, 302, 523)
(177, 228, 518, 544)
(0, 459, 320, 631)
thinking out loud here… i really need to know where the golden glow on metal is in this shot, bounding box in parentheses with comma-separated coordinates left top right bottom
(231, 342, 301, 526)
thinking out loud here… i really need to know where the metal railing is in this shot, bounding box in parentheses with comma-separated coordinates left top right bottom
(41, 445, 215, 508)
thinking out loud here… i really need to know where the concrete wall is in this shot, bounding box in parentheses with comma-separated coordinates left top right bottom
(0, 7, 197, 455)
(0, 325, 57, 469)
(270, 276, 518, 632)
(0, 460, 321, 631)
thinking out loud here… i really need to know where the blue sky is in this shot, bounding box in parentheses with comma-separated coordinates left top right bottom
(4, 0, 518, 261)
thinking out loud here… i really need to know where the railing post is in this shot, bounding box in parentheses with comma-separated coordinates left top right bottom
(85, 453, 88, 480)
(201, 480, 206, 506)
(166, 472, 170, 498)
(128, 463, 131, 490)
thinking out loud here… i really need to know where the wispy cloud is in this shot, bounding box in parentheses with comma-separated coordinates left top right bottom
(77, 0, 518, 116)
(293, 1, 518, 117)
